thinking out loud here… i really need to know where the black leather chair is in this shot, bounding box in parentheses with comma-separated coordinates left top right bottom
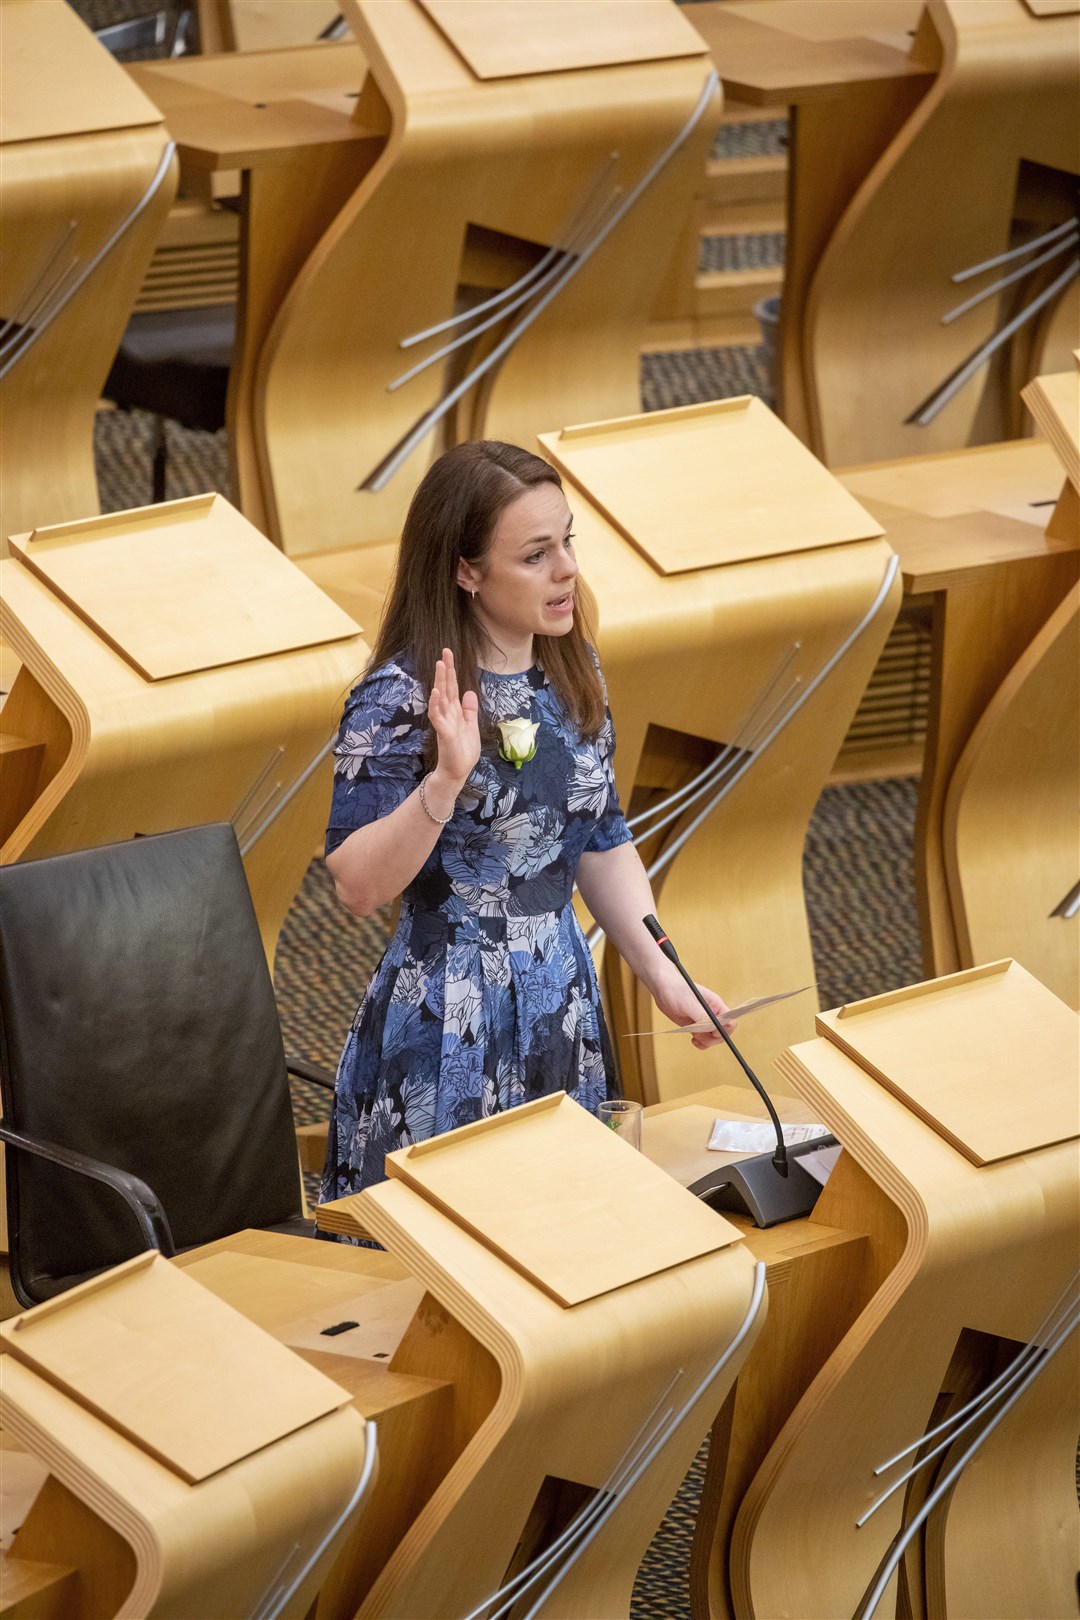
(0, 824, 332, 1307)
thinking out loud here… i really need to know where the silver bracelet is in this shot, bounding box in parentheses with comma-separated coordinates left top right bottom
(417, 771, 453, 826)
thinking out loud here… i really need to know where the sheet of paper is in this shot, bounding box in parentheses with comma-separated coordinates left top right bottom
(799, 1144, 842, 1187)
(625, 985, 815, 1036)
(708, 1119, 831, 1153)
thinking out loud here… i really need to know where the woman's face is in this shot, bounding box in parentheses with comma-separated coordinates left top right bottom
(458, 482, 579, 655)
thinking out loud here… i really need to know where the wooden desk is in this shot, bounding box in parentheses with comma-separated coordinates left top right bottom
(173, 1230, 458, 1620)
(130, 0, 722, 555)
(0, 0, 176, 543)
(663, 967, 1078, 1620)
(638, 1086, 871, 1620)
(689, 0, 929, 105)
(839, 439, 1079, 987)
(130, 43, 375, 172)
(691, 0, 1079, 467)
(0, 495, 367, 968)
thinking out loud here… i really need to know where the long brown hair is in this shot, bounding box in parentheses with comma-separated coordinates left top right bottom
(368, 442, 606, 754)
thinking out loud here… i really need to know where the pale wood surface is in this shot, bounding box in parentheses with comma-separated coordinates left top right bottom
(0, 18, 175, 544)
(0, 1252, 349, 1484)
(9, 496, 359, 681)
(839, 438, 1069, 589)
(3, 1338, 369, 1620)
(539, 398, 881, 575)
(128, 44, 376, 171)
(171, 1229, 461, 1620)
(238, 0, 720, 552)
(840, 439, 1080, 978)
(1022, 368, 1080, 491)
(705, 0, 1078, 464)
(732, 1014, 1080, 1620)
(817, 960, 1080, 1164)
(534, 405, 900, 1103)
(944, 586, 1080, 1008)
(419, 0, 705, 78)
(201, 0, 348, 53)
(800, 0, 1080, 465)
(172, 1135, 760, 1620)
(688, 0, 929, 104)
(385, 1093, 739, 1307)
(0, 0, 162, 143)
(347, 1162, 762, 1618)
(0, 508, 368, 967)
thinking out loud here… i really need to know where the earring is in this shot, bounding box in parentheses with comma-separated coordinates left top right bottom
(471, 589, 477, 599)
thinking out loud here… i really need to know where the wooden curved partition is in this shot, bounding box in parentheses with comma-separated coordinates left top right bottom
(0, 495, 367, 965)
(943, 584, 1079, 1007)
(533, 399, 900, 1103)
(243, 0, 721, 554)
(803, 0, 1080, 465)
(0, 0, 176, 547)
(695, 0, 1079, 466)
(318, 1092, 764, 1620)
(730, 968, 1080, 1620)
(1, 1252, 372, 1620)
(838, 434, 1079, 978)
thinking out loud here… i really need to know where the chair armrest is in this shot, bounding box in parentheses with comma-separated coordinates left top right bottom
(0, 1124, 175, 1257)
(285, 1054, 336, 1092)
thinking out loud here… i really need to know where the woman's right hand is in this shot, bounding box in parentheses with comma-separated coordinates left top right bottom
(428, 647, 481, 789)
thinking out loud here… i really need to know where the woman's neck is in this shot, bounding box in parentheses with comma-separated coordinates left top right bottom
(475, 626, 535, 675)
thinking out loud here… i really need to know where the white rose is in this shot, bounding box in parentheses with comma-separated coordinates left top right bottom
(496, 718, 539, 770)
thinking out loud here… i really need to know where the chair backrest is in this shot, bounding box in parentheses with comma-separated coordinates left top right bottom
(0, 825, 302, 1301)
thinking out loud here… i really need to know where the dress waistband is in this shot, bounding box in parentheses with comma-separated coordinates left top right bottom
(398, 905, 574, 950)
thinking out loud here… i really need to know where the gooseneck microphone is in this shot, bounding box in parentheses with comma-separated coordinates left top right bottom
(643, 914, 789, 1177)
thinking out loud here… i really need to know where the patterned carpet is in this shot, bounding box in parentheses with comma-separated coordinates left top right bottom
(84, 71, 927, 1617)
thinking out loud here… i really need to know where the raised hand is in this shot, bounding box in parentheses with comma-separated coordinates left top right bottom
(428, 647, 481, 787)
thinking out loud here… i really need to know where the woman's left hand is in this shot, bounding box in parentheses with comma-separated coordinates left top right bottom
(652, 972, 735, 1050)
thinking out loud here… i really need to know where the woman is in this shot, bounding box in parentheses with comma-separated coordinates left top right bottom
(320, 440, 731, 1199)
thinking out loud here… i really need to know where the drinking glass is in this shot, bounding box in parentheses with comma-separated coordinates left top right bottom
(598, 1098, 643, 1150)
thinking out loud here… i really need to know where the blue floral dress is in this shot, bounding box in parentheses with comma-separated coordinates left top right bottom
(319, 656, 633, 1197)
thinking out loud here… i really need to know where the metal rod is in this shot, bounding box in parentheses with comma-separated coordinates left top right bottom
(870, 1267, 1079, 1475)
(238, 736, 335, 856)
(398, 154, 619, 349)
(234, 777, 284, 850)
(387, 185, 624, 392)
(250, 1419, 378, 1620)
(359, 71, 720, 491)
(906, 259, 1080, 427)
(951, 217, 1079, 283)
(646, 556, 898, 883)
(461, 1372, 683, 1620)
(0, 220, 77, 343)
(941, 230, 1077, 325)
(0, 255, 84, 366)
(627, 643, 800, 835)
(856, 1304, 1080, 1620)
(230, 745, 285, 833)
(517, 1262, 767, 1620)
(1050, 879, 1080, 920)
(0, 141, 175, 382)
(856, 1284, 1079, 1526)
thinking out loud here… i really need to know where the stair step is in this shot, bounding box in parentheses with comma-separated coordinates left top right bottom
(694, 265, 783, 319)
(705, 154, 788, 209)
(641, 314, 764, 354)
(701, 199, 787, 238)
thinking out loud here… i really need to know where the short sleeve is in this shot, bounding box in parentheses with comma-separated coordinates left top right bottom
(324, 662, 427, 857)
(583, 653, 633, 854)
(583, 707, 633, 853)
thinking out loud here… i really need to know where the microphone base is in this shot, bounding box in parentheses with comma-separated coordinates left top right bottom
(688, 1137, 837, 1228)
